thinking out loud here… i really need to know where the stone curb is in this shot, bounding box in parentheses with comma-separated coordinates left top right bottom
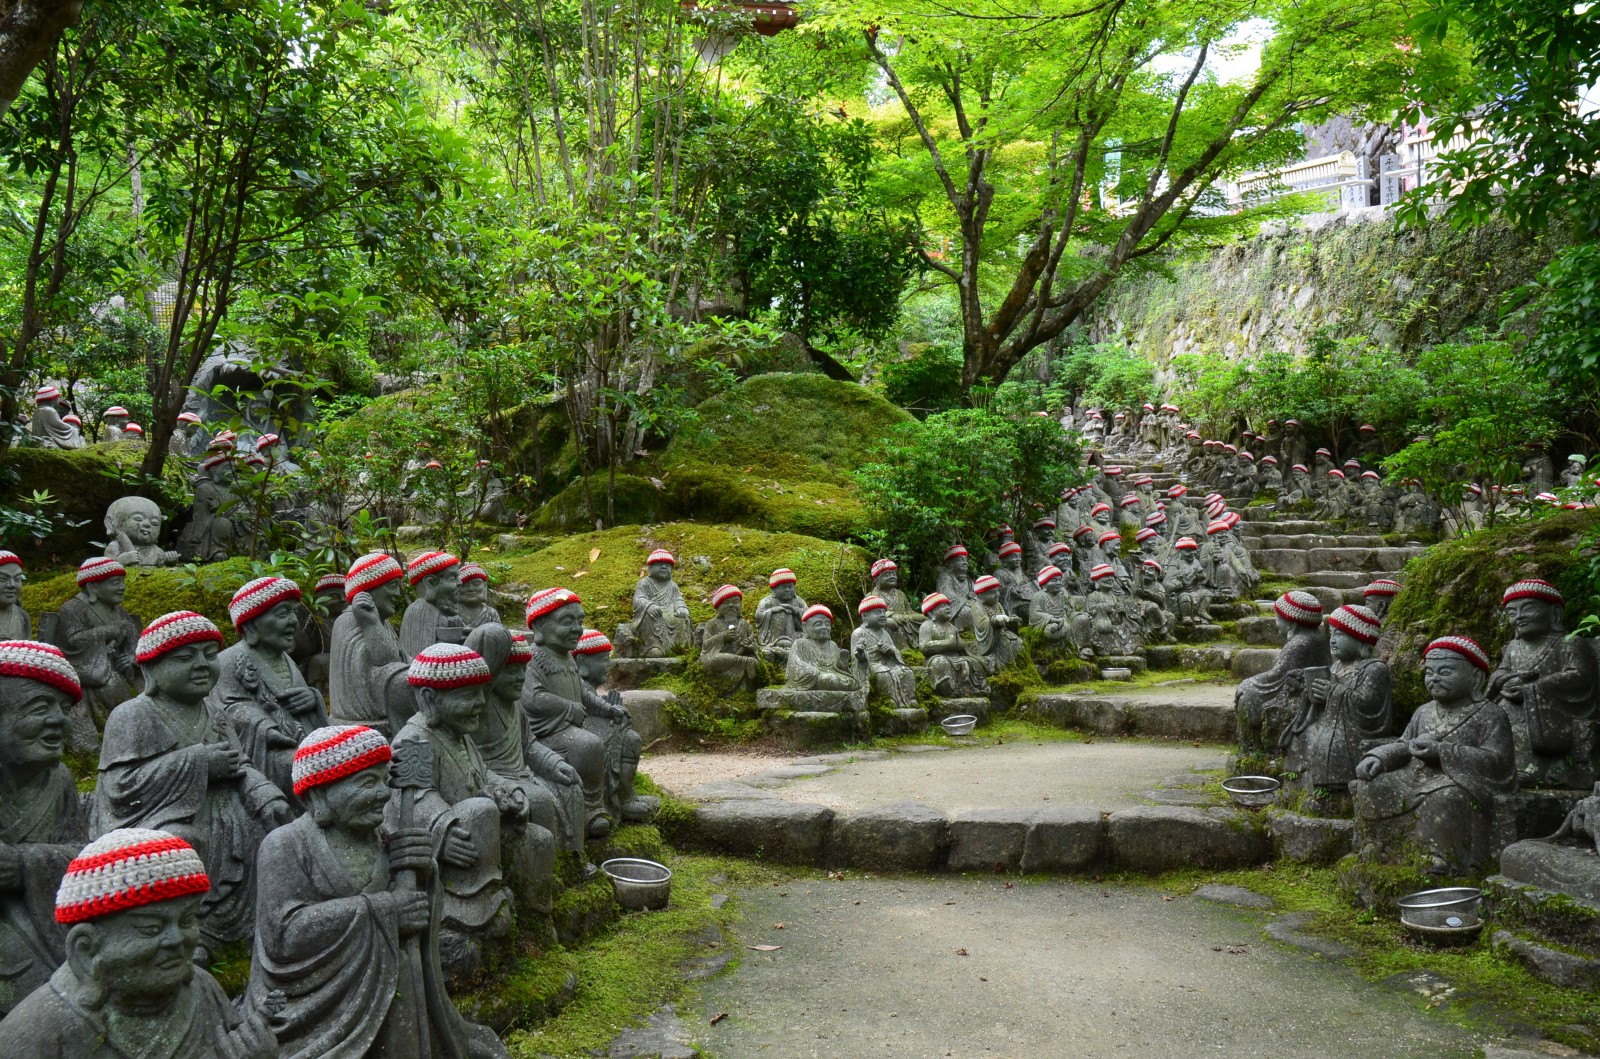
(1020, 691, 1235, 742)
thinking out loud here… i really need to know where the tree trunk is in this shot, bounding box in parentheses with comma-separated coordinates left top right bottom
(0, 0, 80, 121)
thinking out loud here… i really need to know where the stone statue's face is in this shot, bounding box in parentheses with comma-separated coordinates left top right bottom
(1274, 615, 1293, 636)
(946, 556, 968, 577)
(1328, 628, 1368, 663)
(88, 575, 128, 606)
(876, 569, 898, 589)
(70, 894, 202, 1005)
(369, 579, 403, 619)
(1505, 598, 1557, 639)
(0, 678, 69, 769)
(930, 603, 952, 623)
(458, 579, 487, 608)
(180, 422, 199, 438)
(803, 616, 832, 641)
(647, 561, 674, 583)
(535, 602, 585, 652)
(493, 660, 526, 700)
(309, 763, 390, 834)
(144, 642, 221, 703)
(242, 600, 299, 655)
(1044, 580, 1063, 598)
(862, 608, 887, 628)
(423, 570, 461, 611)
(0, 566, 22, 607)
(423, 684, 486, 735)
(574, 650, 609, 685)
(121, 507, 161, 547)
(105, 413, 127, 426)
(1095, 578, 1113, 593)
(772, 583, 796, 603)
(1367, 596, 1390, 621)
(716, 600, 742, 622)
(1423, 653, 1481, 704)
(1103, 539, 1121, 558)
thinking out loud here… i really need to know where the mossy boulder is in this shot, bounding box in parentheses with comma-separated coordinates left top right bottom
(1381, 508, 1600, 712)
(4, 444, 173, 567)
(661, 464, 865, 541)
(21, 557, 265, 641)
(532, 475, 671, 533)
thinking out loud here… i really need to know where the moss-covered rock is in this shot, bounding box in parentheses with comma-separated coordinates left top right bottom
(661, 464, 866, 541)
(4, 444, 171, 567)
(21, 557, 264, 638)
(532, 475, 671, 533)
(1381, 509, 1600, 712)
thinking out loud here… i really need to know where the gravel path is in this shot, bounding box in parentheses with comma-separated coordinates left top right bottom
(642, 749, 803, 794)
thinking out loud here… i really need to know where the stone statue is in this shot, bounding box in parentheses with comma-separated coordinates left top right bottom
(168, 412, 205, 458)
(92, 611, 292, 961)
(1354, 635, 1516, 875)
(457, 563, 504, 630)
(400, 550, 465, 660)
(1361, 579, 1400, 623)
(971, 575, 1021, 673)
(615, 549, 694, 659)
(993, 542, 1035, 624)
(101, 496, 179, 568)
(918, 593, 988, 697)
(0, 552, 31, 639)
(755, 569, 806, 668)
(1167, 538, 1212, 626)
(248, 725, 510, 1059)
(53, 558, 140, 752)
(697, 585, 761, 694)
(27, 387, 82, 450)
(1028, 566, 1076, 651)
(850, 597, 916, 708)
(0, 642, 89, 1016)
(1025, 518, 1058, 578)
(212, 577, 329, 810)
(1560, 454, 1588, 490)
(329, 553, 417, 739)
(520, 589, 644, 839)
(1487, 579, 1598, 788)
(1393, 481, 1441, 538)
(934, 545, 977, 630)
(1546, 783, 1600, 854)
(781, 604, 867, 713)
(98, 406, 131, 445)
(572, 630, 657, 827)
(0, 829, 279, 1058)
(1235, 592, 1332, 754)
(176, 455, 238, 563)
(869, 559, 924, 649)
(1083, 565, 1141, 658)
(291, 573, 347, 694)
(1282, 605, 1392, 808)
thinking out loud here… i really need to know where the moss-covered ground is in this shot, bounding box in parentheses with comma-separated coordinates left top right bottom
(20, 555, 262, 636)
(5, 442, 190, 566)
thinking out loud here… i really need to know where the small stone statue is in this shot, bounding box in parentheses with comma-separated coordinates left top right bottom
(850, 596, 916, 708)
(971, 574, 1021, 673)
(176, 454, 238, 563)
(27, 386, 83, 450)
(212, 576, 329, 810)
(919, 593, 988, 696)
(1393, 481, 1441, 538)
(1354, 635, 1516, 875)
(572, 629, 657, 826)
(1361, 579, 1400, 623)
(756, 569, 807, 668)
(400, 550, 466, 660)
(1282, 605, 1393, 807)
(1028, 566, 1076, 651)
(1487, 579, 1598, 788)
(935, 545, 977, 630)
(168, 412, 205, 458)
(1560, 454, 1587, 490)
(0, 642, 89, 1016)
(782, 604, 867, 713)
(54, 557, 140, 752)
(0, 551, 32, 639)
(329, 553, 417, 739)
(98, 406, 131, 445)
(616, 549, 694, 659)
(92, 611, 291, 960)
(1025, 518, 1058, 578)
(291, 572, 348, 693)
(869, 559, 924, 649)
(0, 829, 279, 1057)
(101, 496, 180, 568)
(993, 542, 1035, 624)
(458, 563, 504, 630)
(1083, 565, 1141, 658)
(1546, 782, 1600, 853)
(1167, 538, 1212, 626)
(1236, 592, 1332, 753)
(697, 585, 761, 694)
(249, 725, 511, 1059)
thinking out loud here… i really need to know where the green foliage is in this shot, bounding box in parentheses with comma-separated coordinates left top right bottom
(882, 344, 963, 418)
(3, 444, 157, 563)
(1515, 242, 1600, 422)
(1055, 342, 1157, 412)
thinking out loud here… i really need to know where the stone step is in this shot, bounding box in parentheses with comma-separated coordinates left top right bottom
(1020, 684, 1237, 742)
(1170, 644, 1280, 678)
(1236, 615, 1286, 646)
(1238, 519, 1338, 536)
(1243, 533, 1387, 551)
(1292, 570, 1381, 590)
(1250, 545, 1424, 577)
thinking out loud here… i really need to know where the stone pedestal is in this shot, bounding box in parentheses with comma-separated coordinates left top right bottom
(925, 696, 990, 724)
(607, 657, 686, 691)
(1173, 623, 1224, 644)
(878, 707, 929, 735)
(1487, 851, 1600, 997)
(617, 689, 674, 745)
(763, 709, 871, 750)
(1267, 809, 1355, 865)
(1098, 654, 1147, 675)
(1491, 789, 1589, 853)
(755, 687, 867, 714)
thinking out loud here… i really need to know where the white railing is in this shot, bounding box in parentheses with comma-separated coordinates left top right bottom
(1226, 150, 1374, 212)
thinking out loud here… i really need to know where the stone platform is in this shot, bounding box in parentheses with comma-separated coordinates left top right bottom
(1018, 680, 1236, 742)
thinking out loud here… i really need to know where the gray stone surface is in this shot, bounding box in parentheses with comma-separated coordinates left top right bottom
(683, 800, 835, 865)
(1265, 910, 1356, 961)
(1193, 884, 1275, 909)
(604, 656, 686, 691)
(609, 1004, 698, 1058)
(1491, 930, 1600, 991)
(829, 801, 949, 872)
(1497, 839, 1600, 903)
(1230, 647, 1282, 679)
(1269, 810, 1357, 865)
(947, 808, 1032, 872)
(1107, 806, 1268, 872)
(1021, 806, 1104, 872)
(618, 689, 674, 745)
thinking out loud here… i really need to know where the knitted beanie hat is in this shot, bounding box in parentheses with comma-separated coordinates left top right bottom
(1261, 455, 1278, 465)
(1206, 520, 1229, 536)
(176, 412, 201, 425)
(998, 542, 1023, 558)
(315, 572, 346, 594)
(574, 629, 613, 655)
(858, 595, 888, 615)
(920, 592, 951, 616)
(1503, 579, 1563, 607)
(944, 544, 969, 561)
(802, 604, 833, 623)
(346, 553, 404, 601)
(62, 414, 80, 427)
(1036, 565, 1064, 587)
(104, 406, 128, 418)
(1204, 493, 1223, 505)
(1273, 591, 1323, 627)
(1223, 511, 1241, 528)
(507, 632, 534, 664)
(1048, 542, 1071, 558)
(1344, 459, 1362, 470)
(229, 575, 302, 629)
(1168, 485, 1187, 498)
(1145, 510, 1168, 526)
(1175, 537, 1199, 551)
(973, 574, 1001, 596)
(199, 454, 231, 474)
(0, 640, 82, 701)
(35, 385, 60, 403)
(1223, 444, 1237, 454)
(1424, 635, 1491, 672)
(1120, 494, 1140, 508)
(1095, 530, 1120, 547)
(406, 550, 460, 586)
(292, 725, 392, 797)
(646, 549, 676, 566)
(123, 423, 143, 436)
(1032, 517, 1057, 530)
(871, 558, 897, 578)
(526, 587, 581, 626)
(407, 643, 493, 689)
(1315, 448, 1331, 458)
(1292, 464, 1309, 473)
(1073, 525, 1096, 541)
(459, 563, 488, 584)
(1238, 451, 1254, 462)
(0, 550, 19, 571)
(255, 433, 279, 450)
(1361, 470, 1380, 481)
(769, 568, 797, 587)
(1090, 503, 1112, 518)
(1104, 466, 1123, 475)
(136, 612, 223, 665)
(1362, 578, 1400, 599)
(710, 584, 743, 609)
(77, 556, 125, 586)
(1327, 604, 1382, 645)
(1142, 558, 1163, 574)
(55, 829, 211, 925)
(1090, 563, 1115, 581)
(1135, 528, 1158, 543)
(1359, 424, 1376, 434)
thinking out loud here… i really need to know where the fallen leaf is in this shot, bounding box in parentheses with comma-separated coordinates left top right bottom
(955, 948, 968, 956)
(748, 944, 782, 952)
(589, 548, 602, 563)
(1003, 882, 1014, 890)
(709, 1012, 729, 1025)
(1162, 895, 1174, 902)
(772, 923, 785, 930)
(1227, 946, 1248, 955)
(979, 977, 988, 982)
(853, 900, 862, 905)
(572, 570, 587, 578)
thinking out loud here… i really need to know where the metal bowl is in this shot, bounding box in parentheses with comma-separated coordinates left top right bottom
(1399, 906, 1484, 946)
(1397, 887, 1482, 917)
(1099, 667, 1133, 681)
(1221, 775, 1281, 809)
(600, 858, 672, 912)
(941, 714, 978, 737)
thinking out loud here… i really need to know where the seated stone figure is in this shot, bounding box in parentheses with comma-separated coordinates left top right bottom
(1488, 579, 1598, 788)
(698, 584, 761, 694)
(935, 545, 978, 631)
(756, 569, 806, 668)
(54, 558, 140, 752)
(0, 551, 32, 639)
(1282, 605, 1392, 808)
(520, 589, 643, 839)
(1236, 592, 1332, 754)
(400, 550, 466, 660)
(212, 576, 329, 810)
(0, 828, 278, 1057)
(92, 611, 291, 960)
(0, 642, 90, 1016)
(850, 596, 916, 708)
(971, 574, 1021, 673)
(1361, 579, 1400, 623)
(919, 593, 988, 697)
(249, 725, 510, 1059)
(27, 387, 83, 450)
(1546, 783, 1600, 854)
(329, 553, 417, 739)
(101, 496, 180, 568)
(572, 630, 657, 826)
(458, 563, 504, 630)
(1084, 565, 1141, 658)
(1354, 635, 1516, 875)
(1167, 538, 1212, 626)
(992, 542, 1035, 624)
(782, 604, 867, 713)
(390, 643, 552, 974)
(291, 572, 347, 694)
(615, 549, 693, 659)
(869, 559, 924, 649)
(176, 454, 238, 563)
(1029, 566, 1076, 651)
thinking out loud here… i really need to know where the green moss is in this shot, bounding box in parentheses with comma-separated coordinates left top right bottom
(206, 939, 254, 997)
(645, 650, 770, 746)
(4, 444, 187, 567)
(661, 463, 867, 541)
(532, 475, 672, 533)
(21, 556, 262, 636)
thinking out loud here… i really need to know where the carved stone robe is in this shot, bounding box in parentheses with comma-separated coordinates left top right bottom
(329, 610, 414, 740)
(212, 641, 329, 809)
(1283, 657, 1393, 788)
(0, 767, 85, 1016)
(0, 962, 244, 1058)
(53, 595, 139, 751)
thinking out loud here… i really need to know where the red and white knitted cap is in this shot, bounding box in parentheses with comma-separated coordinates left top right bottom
(1145, 510, 1168, 526)
(1237, 451, 1254, 462)
(406, 550, 460, 586)
(199, 454, 231, 474)
(1032, 517, 1057, 530)
(77, 556, 125, 586)
(407, 643, 492, 689)
(920, 592, 951, 616)
(574, 629, 613, 656)
(35, 385, 60, 403)
(1222, 444, 1237, 454)
(346, 553, 404, 601)
(0, 640, 82, 701)
(0, 550, 19, 571)
(1344, 459, 1362, 470)
(62, 414, 80, 427)
(315, 572, 346, 594)
(1503, 579, 1563, 607)
(1048, 542, 1071, 558)
(255, 433, 279, 450)
(459, 563, 488, 584)
(802, 604, 833, 623)
(1175, 537, 1199, 551)
(1207, 520, 1229, 536)
(1424, 635, 1491, 672)
(1204, 493, 1223, 505)
(1261, 455, 1278, 465)
(1073, 525, 1096, 541)
(1036, 565, 1064, 587)
(858, 595, 888, 615)
(1361, 470, 1380, 481)
(1363, 578, 1400, 599)
(1315, 448, 1331, 458)
(292, 725, 392, 796)
(1142, 558, 1163, 574)
(1133, 475, 1153, 486)
(1273, 591, 1323, 627)
(55, 829, 210, 925)
(526, 587, 581, 626)
(1135, 528, 1158, 543)
(1535, 491, 1560, 503)
(1142, 403, 1155, 412)
(1168, 485, 1187, 498)
(1223, 511, 1241, 528)
(944, 544, 969, 561)
(1097, 530, 1121, 546)
(769, 568, 797, 587)
(871, 558, 897, 579)
(229, 575, 302, 629)
(123, 423, 143, 436)
(711, 584, 743, 609)
(1327, 605, 1382, 645)
(1292, 464, 1309, 473)
(1089, 563, 1115, 581)
(507, 632, 534, 664)
(1120, 494, 1141, 508)
(104, 406, 128, 418)
(1104, 466, 1123, 475)
(1090, 503, 1112, 518)
(136, 611, 223, 665)
(998, 542, 1023, 558)
(646, 549, 676, 566)
(1359, 424, 1376, 434)
(973, 575, 1001, 596)
(176, 412, 201, 425)
(423, 460, 443, 470)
